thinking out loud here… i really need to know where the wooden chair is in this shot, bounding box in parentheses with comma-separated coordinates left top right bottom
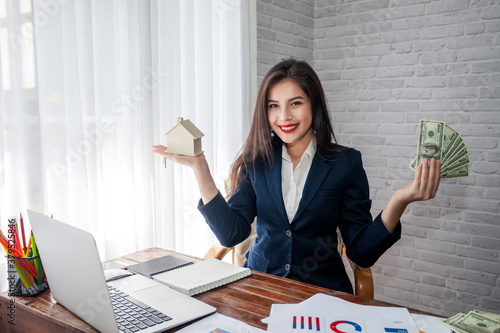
(340, 244, 374, 299)
(204, 228, 374, 299)
(203, 245, 236, 264)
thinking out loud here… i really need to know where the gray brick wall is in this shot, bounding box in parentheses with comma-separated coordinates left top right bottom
(257, 0, 500, 317)
(257, 0, 315, 82)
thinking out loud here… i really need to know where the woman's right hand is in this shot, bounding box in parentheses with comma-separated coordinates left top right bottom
(152, 145, 206, 169)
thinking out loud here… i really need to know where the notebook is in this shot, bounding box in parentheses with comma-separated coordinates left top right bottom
(152, 258, 251, 296)
(27, 210, 215, 333)
(127, 254, 193, 277)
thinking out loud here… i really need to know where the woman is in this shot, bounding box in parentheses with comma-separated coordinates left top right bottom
(153, 58, 440, 293)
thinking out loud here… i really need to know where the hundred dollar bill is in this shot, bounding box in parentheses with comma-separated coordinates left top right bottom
(443, 124, 460, 158)
(409, 157, 417, 171)
(441, 165, 469, 180)
(445, 310, 500, 332)
(442, 132, 464, 162)
(442, 147, 470, 173)
(409, 155, 443, 172)
(443, 313, 464, 324)
(442, 322, 469, 333)
(417, 120, 445, 165)
(410, 120, 469, 180)
(452, 310, 500, 333)
(473, 310, 500, 323)
(443, 313, 469, 333)
(442, 137, 467, 165)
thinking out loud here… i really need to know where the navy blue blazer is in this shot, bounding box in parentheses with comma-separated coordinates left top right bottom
(199, 142, 401, 293)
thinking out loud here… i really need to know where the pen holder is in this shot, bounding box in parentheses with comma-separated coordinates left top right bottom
(6, 255, 49, 297)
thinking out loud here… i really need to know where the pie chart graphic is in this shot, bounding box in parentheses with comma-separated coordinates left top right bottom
(330, 320, 363, 333)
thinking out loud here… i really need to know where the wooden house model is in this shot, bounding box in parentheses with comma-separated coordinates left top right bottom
(164, 117, 204, 156)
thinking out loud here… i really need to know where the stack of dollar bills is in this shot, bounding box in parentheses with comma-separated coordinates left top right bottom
(443, 309, 500, 333)
(410, 119, 469, 180)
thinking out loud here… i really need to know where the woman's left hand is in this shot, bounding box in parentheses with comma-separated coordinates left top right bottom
(399, 158, 441, 204)
(381, 158, 441, 233)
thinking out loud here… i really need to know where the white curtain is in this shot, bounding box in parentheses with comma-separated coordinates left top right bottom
(0, 0, 254, 263)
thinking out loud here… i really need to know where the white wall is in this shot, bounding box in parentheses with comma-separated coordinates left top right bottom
(257, 0, 500, 317)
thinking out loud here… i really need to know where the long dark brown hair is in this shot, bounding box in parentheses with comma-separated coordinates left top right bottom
(226, 58, 345, 196)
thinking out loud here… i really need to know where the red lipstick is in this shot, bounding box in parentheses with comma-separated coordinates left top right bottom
(279, 124, 299, 133)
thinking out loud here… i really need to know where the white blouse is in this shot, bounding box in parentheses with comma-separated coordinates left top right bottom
(281, 137, 317, 223)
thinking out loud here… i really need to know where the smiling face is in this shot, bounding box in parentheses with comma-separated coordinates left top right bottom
(267, 79, 314, 154)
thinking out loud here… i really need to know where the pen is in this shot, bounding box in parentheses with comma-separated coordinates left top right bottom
(20, 213, 27, 255)
(32, 234, 42, 285)
(10, 218, 22, 255)
(11, 258, 31, 288)
(26, 232, 32, 257)
(0, 235, 38, 278)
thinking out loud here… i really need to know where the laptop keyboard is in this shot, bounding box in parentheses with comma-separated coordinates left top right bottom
(108, 286, 172, 333)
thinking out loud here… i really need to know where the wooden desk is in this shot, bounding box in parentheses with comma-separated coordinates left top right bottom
(0, 247, 430, 332)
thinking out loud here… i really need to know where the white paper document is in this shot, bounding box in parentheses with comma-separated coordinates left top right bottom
(176, 313, 266, 333)
(265, 293, 422, 333)
(411, 314, 452, 333)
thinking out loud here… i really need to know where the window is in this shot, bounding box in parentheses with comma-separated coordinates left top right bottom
(0, 0, 37, 101)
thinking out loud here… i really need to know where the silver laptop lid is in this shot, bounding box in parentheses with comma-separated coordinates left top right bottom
(27, 209, 119, 333)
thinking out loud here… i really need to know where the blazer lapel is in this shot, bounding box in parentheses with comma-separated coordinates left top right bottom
(293, 153, 331, 222)
(265, 143, 289, 225)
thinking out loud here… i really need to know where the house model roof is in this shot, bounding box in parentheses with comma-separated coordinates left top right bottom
(164, 118, 204, 139)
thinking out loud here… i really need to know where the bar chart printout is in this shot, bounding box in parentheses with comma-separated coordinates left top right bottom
(268, 294, 420, 333)
(290, 315, 368, 333)
(291, 315, 323, 332)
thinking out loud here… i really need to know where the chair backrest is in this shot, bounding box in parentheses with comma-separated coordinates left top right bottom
(203, 221, 256, 266)
(337, 228, 374, 299)
(204, 225, 374, 299)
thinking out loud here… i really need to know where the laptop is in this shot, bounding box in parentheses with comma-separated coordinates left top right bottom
(27, 209, 216, 333)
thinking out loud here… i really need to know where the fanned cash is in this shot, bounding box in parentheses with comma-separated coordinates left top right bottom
(442, 310, 500, 333)
(410, 120, 469, 180)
